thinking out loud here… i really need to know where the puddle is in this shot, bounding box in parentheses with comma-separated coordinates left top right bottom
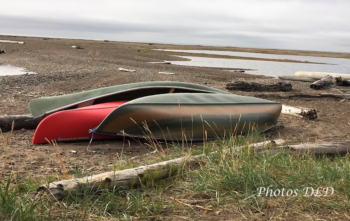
(155, 49, 350, 78)
(0, 64, 37, 76)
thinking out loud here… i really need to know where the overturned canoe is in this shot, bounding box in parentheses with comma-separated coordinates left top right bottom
(91, 93, 282, 141)
(32, 101, 127, 144)
(29, 81, 229, 120)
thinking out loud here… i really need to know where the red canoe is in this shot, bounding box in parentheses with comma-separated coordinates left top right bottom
(32, 101, 127, 144)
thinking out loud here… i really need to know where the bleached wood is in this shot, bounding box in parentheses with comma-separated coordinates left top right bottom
(118, 68, 136, 72)
(288, 140, 350, 155)
(278, 76, 321, 82)
(38, 154, 200, 200)
(159, 72, 176, 75)
(0, 40, 25, 44)
(71, 45, 82, 49)
(255, 92, 350, 101)
(295, 71, 350, 80)
(37, 139, 284, 200)
(281, 105, 317, 120)
(234, 139, 286, 153)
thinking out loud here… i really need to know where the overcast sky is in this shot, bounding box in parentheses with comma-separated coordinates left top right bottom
(1, 0, 349, 53)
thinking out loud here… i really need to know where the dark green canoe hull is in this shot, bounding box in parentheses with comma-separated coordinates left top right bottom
(92, 93, 282, 141)
(29, 81, 229, 119)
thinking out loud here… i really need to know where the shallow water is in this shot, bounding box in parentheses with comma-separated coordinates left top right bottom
(156, 49, 350, 78)
(0, 64, 37, 76)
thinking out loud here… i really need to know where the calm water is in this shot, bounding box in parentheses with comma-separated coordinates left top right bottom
(0, 64, 37, 76)
(156, 49, 350, 78)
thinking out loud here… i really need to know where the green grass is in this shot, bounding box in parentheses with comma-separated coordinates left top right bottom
(1, 133, 350, 220)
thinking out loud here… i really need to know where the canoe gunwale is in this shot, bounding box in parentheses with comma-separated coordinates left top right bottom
(31, 85, 226, 119)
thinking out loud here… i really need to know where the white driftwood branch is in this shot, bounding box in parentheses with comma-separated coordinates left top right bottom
(37, 139, 284, 200)
(278, 76, 321, 82)
(118, 68, 136, 72)
(295, 71, 350, 80)
(281, 105, 317, 120)
(0, 40, 25, 44)
(234, 139, 286, 153)
(159, 72, 176, 75)
(71, 45, 82, 49)
(38, 154, 200, 200)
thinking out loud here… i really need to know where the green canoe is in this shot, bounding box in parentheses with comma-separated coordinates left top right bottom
(91, 93, 282, 141)
(29, 81, 229, 119)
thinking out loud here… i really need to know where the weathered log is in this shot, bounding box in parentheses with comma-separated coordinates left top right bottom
(281, 105, 317, 120)
(71, 45, 82, 49)
(225, 81, 292, 92)
(288, 140, 350, 155)
(0, 114, 40, 132)
(118, 68, 136, 72)
(310, 76, 333, 90)
(234, 139, 286, 153)
(159, 72, 176, 75)
(278, 76, 321, 82)
(295, 71, 350, 80)
(38, 139, 284, 200)
(335, 77, 350, 86)
(0, 40, 25, 44)
(255, 92, 350, 101)
(38, 154, 202, 200)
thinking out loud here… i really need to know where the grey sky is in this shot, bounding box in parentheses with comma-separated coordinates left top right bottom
(1, 0, 350, 52)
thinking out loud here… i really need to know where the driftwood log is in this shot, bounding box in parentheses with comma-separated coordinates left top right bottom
(0, 114, 40, 132)
(278, 76, 321, 82)
(295, 71, 350, 80)
(255, 92, 350, 101)
(310, 76, 333, 90)
(335, 77, 350, 86)
(38, 139, 350, 200)
(118, 68, 136, 72)
(281, 105, 317, 120)
(0, 40, 25, 44)
(288, 140, 350, 155)
(37, 139, 285, 200)
(225, 81, 292, 92)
